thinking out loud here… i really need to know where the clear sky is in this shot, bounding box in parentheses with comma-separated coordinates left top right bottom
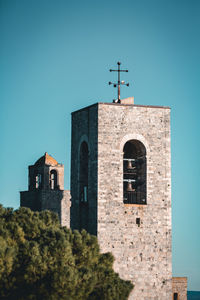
(1, 0, 200, 291)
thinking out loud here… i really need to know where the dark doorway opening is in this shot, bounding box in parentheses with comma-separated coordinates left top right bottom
(173, 292, 178, 300)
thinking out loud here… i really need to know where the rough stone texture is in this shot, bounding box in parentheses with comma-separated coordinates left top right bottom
(71, 102, 172, 300)
(28, 163, 65, 191)
(172, 277, 187, 300)
(20, 101, 187, 300)
(70, 104, 98, 235)
(21, 189, 71, 227)
(120, 97, 134, 105)
(20, 155, 71, 228)
(61, 190, 71, 227)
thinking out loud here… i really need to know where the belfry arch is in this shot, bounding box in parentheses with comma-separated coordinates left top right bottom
(35, 173, 42, 189)
(50, 169, 58, 189)
(123, 139, 146, 204)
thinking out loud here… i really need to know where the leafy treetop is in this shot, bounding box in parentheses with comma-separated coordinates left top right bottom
(0, 204, 133, 300)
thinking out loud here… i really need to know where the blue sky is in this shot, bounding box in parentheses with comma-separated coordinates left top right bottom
(1, 0, 200, 291)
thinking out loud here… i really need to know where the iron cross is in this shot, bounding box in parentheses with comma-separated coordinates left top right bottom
(109, 62, 129, 103)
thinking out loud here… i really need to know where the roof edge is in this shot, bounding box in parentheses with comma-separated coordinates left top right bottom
(71, 103, 98, 115)
(99, 102, 171, 109)
(71, 102, 170, 115)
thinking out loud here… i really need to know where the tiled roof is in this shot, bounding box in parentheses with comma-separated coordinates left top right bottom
(34, 152, 58, 166)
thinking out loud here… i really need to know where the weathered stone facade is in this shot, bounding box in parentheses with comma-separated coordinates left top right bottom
(20, 152, 71, 228)
(70, 104, 98, 235)
(172, 277, 187, 300)
(20, 100, 188, 300)
(71, 102, 172, 299)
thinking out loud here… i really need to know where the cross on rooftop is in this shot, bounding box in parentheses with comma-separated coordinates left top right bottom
(109, 62, 129, 103)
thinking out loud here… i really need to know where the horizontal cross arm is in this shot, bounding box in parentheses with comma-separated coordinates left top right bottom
(110, 69, 128, 72)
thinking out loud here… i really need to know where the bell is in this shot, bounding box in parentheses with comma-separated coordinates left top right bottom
(127, 160, 136, 170)
(127, 182, 135, 192)
(127, 160, 132, 169)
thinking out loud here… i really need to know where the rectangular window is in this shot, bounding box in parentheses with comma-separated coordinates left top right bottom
(173, 293, 178, 300)
(136, 218, 140, 227)
(83, 186, 88, 202)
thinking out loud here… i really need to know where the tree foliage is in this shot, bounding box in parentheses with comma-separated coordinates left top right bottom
(0, 204, 133, 300)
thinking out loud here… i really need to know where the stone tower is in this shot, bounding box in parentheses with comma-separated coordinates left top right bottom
(70, 98, 172, 299)
(20, 152, 70, 227)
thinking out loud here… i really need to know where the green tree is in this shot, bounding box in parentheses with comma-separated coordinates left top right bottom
(0, 204, 133, 300)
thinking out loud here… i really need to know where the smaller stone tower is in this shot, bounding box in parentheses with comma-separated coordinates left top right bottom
(20, 152, 70, 227)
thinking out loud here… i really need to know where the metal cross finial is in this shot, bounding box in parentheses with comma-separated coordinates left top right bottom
(109, 62, 129, 103)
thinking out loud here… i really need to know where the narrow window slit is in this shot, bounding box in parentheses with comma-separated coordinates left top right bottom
(136, 217, 140, 227)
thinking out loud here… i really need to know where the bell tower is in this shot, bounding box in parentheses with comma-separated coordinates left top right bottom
(70, 97, 172, 299)
(20, 152, 70, 227)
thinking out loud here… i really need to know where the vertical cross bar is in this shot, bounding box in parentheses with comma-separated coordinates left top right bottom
(118, 62, 121, 101)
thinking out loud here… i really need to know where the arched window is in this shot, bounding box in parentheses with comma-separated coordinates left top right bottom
(50, 170, 57, 190)
(123, 139, 146, 204)
(79, 142, 89, 230)
(35, 173, 42, 189)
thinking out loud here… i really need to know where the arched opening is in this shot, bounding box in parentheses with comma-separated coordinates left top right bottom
(50, 170, 58, 189)
(173, 293, 178, 300)
(79, 142, 89, 230)
(35, 173, 42, 189)
(123, 139, 146, 204)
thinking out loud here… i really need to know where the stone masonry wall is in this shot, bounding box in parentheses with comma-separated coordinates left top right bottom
(20, 190, 71, 227)
(70, 102, 172, 299)
(97, 103, 172, 300)
(20, 190, 42, 211)
(61, 190, 71, 228)
(28, 164, 64, 191)
(41, 190, 70, 227)
(70, 104, 98, 235)
(172, 277, 187, 300)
